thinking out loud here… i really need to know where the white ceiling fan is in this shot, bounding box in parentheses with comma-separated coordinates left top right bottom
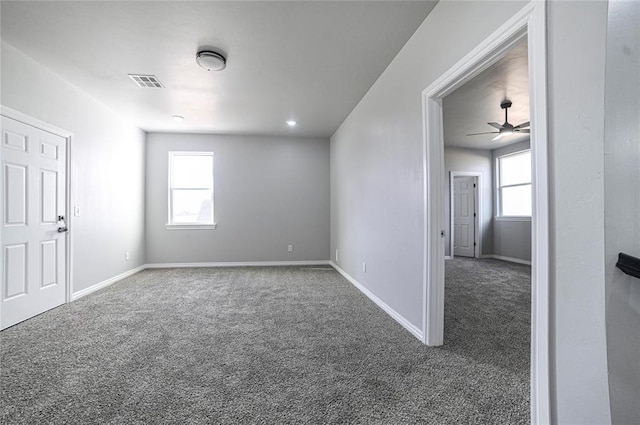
(467, 100, 530, 141)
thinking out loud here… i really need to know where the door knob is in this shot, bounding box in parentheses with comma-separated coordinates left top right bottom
(57, 227, 68, 233)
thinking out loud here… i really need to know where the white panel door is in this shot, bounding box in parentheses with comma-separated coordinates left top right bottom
(453, 176, 475, 258)
(1, 116, 67, 330)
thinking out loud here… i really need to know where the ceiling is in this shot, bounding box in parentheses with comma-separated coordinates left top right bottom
(443, 40, 530, 150)
(0, 1, 438, 138)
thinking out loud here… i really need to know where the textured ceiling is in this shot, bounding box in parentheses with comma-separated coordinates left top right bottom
(0, 1, 438, 138)
(443, 40, 530, 150)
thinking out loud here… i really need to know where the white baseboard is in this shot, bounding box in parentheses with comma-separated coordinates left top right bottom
(145, 260, 330, 269)
(71, 265, 146, 301)
(481, 254, 531, 266)
(329, 261, 424, 341)
(445, 256, 453, 260)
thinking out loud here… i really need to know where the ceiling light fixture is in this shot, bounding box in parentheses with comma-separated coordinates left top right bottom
(286, 120, 297, 127)
(172, 115, 184, 122)
(467, 100, 530, 142)
(196, 50, 226, 71)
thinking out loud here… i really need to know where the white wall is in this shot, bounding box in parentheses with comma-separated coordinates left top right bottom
(1, 41, 146, 294)
(604, 0, 640, 423)
(547, 2, 611, 423)
(443, 147, 493, 257)
(331, 0, 611, 422)
(492, 140, 531, 262)
(146, 133, 329, 264)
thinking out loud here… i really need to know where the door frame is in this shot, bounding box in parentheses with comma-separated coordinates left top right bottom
(450, 172, 481, 259)
(1, 105, 73, 306)
(421, 2, 549, 424)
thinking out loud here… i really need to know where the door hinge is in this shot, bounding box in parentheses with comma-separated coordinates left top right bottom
(473, 183, 476, 187)
(474, 213, 476, 217)
(474, 242, 476, 246)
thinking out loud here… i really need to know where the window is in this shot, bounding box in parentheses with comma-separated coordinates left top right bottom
(167, 152, 215, 229)
(497, 150, 531, 217)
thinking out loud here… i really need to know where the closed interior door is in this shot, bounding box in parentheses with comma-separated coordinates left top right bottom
(1, 116, 67, 330)
(453, 176, 475, 258)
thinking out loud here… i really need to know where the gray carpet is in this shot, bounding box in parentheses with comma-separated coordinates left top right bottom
(1, 259, 530, 424)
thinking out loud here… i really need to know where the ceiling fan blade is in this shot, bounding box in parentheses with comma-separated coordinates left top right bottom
(466, 131, 500, 136)
(515, 129, 530, 133)
(487, 122, 503, 130)
(514, 121, 530, 129)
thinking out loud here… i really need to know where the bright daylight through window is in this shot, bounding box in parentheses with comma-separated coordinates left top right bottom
(497, 150, 531, 217)
(168, 152, 214, 227)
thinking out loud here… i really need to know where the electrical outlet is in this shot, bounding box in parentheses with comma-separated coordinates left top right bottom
(362, 262, 367, 273)
(288, 244, 293, 252)
(125, 252, 130, 261)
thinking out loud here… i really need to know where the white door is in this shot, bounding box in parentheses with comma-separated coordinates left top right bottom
(453, 176, 475, 258)
(1, 116, 67, 330)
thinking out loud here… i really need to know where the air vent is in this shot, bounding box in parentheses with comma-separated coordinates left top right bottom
(128, 74, 164, 88)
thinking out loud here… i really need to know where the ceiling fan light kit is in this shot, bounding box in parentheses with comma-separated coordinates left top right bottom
(196, 50, 226, 71)
(466, 99, 530, 141)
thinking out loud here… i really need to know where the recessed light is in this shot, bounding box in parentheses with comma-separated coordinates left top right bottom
(172, 115, 184, 122)
(286, 120, 297, 127)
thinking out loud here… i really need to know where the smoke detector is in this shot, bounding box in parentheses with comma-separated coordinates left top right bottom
(196, 50, 226, 71)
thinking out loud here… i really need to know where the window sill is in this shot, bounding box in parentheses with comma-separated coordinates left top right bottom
(165, 223, 217, 230)
(495, 216, 531, 222)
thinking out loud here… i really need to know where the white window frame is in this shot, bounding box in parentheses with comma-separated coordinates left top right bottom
(166, 151, 216, 230)
(496, 149, 532, 220)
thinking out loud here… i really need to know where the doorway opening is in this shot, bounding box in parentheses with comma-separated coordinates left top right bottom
(441, 38, 533, 421)
(421, 3, 549, 424)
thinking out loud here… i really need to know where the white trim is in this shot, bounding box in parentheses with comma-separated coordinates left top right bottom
(65, 131, 73, 304)
(526, 3, 551, 423)
(422, 94, 446, 348)
(165, 223, 217, 230)
(495, 216, 531, 222)
(0, 105, 74, 306)
(449, 171, 482, 259)
(444, 256, 452, 260)
(167, 151, 215, 227)
(481, 254, 532, 266)
(1, 106, 73, 138)
(421, 2, 549, 424)
(71, 265, 146, 301)
(330, 261, 424, 341)
(145, 260, 330, 268)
